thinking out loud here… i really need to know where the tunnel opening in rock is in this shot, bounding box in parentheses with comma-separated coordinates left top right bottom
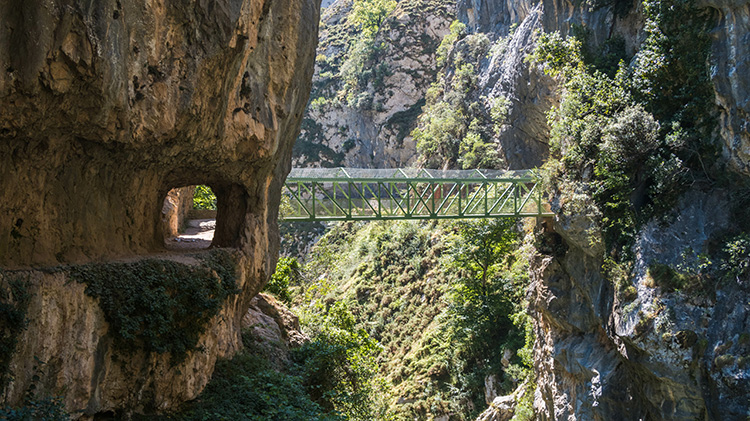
(161, 183, 248, 251)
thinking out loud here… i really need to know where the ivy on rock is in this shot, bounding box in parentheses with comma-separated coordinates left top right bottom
(69, 249, 239, 363)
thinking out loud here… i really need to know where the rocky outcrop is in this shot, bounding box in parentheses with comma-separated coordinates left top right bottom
(3, 254, 246, 417)
(242, 293, 309, 367)
(531, 190, 749, 420)
(477, 382, 528, 421)
(0, 0, 319, 416)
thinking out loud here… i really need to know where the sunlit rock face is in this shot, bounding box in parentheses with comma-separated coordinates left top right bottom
(293, 0, 455, 169)
(701, 0, 750, 175)
(0, 0, 318, 416)
(457, 0, 750, 419)
(0, 0, 318, 267)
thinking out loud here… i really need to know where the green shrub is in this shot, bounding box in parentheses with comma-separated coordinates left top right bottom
(338, 0, 396, 104)
(266, 257, 301, 304)
(721, 234, 750, 282)
(631, 0, 716, 165)
(647, 263, 706, 294)
(294, 301, 383, 421)
(290, 220, 534, 419)
(414, 63, 484, 169)
(69, 250, 239, 363)
(531, 0, 715, 258)
(490, 96, 511, 136)
(437, 21, 466, 68)
(0, 396, 68, 421)
(192, 185, 217, 210)
(458, 130, 502, 169)
(443, 219, 530, 412)
(174, 352, 338, 421)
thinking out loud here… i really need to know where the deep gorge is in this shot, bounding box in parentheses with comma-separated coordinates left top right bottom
(1, 0, 749, 419)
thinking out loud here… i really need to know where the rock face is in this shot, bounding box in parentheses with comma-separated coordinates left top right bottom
(457, 0, 556, 169)
(162, 186, 195, 238)
(242, 292, 309, 367)
(450, 0, 750, 419)
(476, 382, 527, 421)
(4, 255, 247, 417)
(293, 0, 455, 168)
(0, 0, 319, 416)
(530, 191, 749, 420)
(0, 0, 318, 267)
(703, 0, 750, 175)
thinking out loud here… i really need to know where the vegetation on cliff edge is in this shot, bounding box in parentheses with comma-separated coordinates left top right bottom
(283, 220, 534, 419)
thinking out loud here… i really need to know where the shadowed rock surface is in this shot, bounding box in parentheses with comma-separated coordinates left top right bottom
(0, 0, 319, 417)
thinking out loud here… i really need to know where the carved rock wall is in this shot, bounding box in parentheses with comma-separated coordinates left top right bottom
(0, 0, 318, 267)
(0, 0, 319, 416)
(162, 186, 195, 238)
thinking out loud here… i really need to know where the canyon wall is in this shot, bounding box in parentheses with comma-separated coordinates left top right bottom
(452, 0, 750, 418)
(286, 0, 749, 418)
(292, 0, 455, 168)
(0, 0, 319, 417)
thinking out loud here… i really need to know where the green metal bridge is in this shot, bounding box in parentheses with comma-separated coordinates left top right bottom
(280, 168, 552, 221)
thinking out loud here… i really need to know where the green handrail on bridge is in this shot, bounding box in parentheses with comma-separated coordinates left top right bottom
(280, 168, 553, 221)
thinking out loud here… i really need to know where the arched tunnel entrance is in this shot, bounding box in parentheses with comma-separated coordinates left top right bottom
(161, 182, 248, 251)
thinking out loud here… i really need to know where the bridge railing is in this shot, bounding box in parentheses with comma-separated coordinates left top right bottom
(280, 168, 553, 221)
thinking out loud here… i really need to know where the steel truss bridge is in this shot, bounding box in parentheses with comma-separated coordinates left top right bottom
(280, 168, 552, 221)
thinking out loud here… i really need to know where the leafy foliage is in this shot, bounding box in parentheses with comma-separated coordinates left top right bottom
(169, 293, 381, 420)
(349, 0, 397, 39)
(1, 359, 69, 420)
(265, 256, 301, 304)
(631, 0, 716, 161)
(294, 301, 384, 421)
(414, 24, 504, 170)
(0, 396, 68, 421)
(721, 234, 750, 283)
(192, 185, 217, 210)
(436, 21, 466, 68)
(291, 220, 533, 419)
(173, 352, 338, 421)
(490, 96, 511, 136)
(531, 0, 716, 258)
(339, 0, 396, 107)
(647, 262, 708, 294)
(443, 219, 531, 413)
(69, 250, 239, 363)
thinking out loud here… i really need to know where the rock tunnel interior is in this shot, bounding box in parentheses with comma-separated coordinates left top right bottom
(160, 180, 249, 251)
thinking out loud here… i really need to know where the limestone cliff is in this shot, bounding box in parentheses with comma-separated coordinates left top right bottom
(451, 0, 750, 419)
(530, 190, 749, 420)
(293, 0, 455, 168)
(284, 0, 748, 417)
(0, 0, 318, 417)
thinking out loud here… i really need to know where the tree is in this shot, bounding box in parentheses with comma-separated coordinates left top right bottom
(443, 219, 527, 411)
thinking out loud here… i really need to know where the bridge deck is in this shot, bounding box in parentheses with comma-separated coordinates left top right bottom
(281, 168, 553, 221)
